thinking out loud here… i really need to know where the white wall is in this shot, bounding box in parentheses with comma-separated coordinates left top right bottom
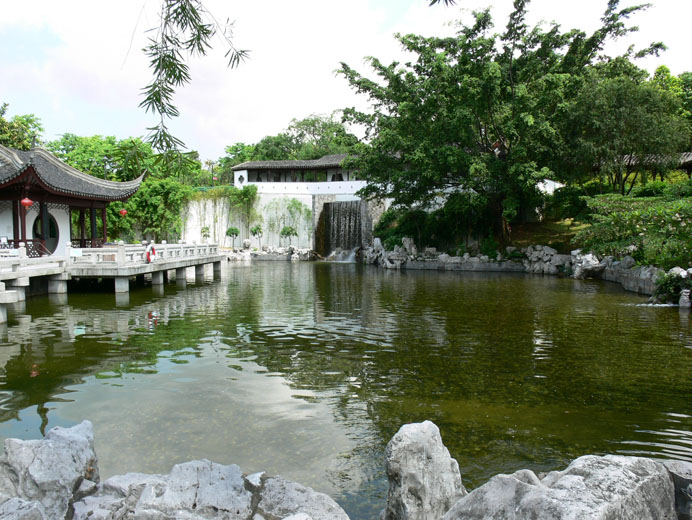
(234, 170, 367, 196)
(181, 197, 232, 247)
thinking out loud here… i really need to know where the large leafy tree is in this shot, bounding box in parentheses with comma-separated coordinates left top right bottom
(339, 0, 668, 240)
(560, 66, 689, 193)
(219, 113, 358, 167)
(286, 113, 359, 160)
(0, 103, 43, 150)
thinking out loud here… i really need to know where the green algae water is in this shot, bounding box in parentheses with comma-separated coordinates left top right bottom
(1, 262, 692, 518)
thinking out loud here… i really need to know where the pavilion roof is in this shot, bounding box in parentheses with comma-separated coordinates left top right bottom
(231, 154, 349, 171)
(621, 152, 692, 168)
(0, 145, 144, 201)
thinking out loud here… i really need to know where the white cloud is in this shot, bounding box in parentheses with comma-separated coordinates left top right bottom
(1, 0, 689, 162)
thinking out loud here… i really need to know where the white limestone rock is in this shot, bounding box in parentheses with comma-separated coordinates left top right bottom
(542, 263, 559, 275)
(74, 460, 253, 520)
(382, 421, 466, 520)
(573, 253, 605, 280)
(663, 459, 692, 519)
(443, 455, 675, 520)
(669, 266, 688, 278)
(619, 255, 637, 269)
(680, 289, 691, 308)
(0, 497, 47, 519)
(383, 251, 407, 270)
(74, 464, 349, 520)
(550, 254, 572, 267)
(255, 477, 349, 520)
(0, 420, 98, 520)
(531, 262, 545, 274)
(401, 237, 417, 257)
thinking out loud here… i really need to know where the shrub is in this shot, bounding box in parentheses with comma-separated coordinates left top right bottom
(574, 194, 692, 269)
(654, 271, 692, 302)
(480, 235, 500, 259)
(225, 226, 240, 247)
(632, 180, 667, 198)
(280, 225, 298, 245)
(544, 186, 590, 221)
(664, 180, 692, 199)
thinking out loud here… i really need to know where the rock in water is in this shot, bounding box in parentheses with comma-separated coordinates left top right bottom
(680, 289, 691, 308)
(663, 460, 692, 520)
(0, 420, 99, 519)
(255, 476, 350, 520)
(573, 253, 605, 280)
(382, 421, 466, 520)
(73, 461, 349, 520)
(442, 455, 675, 520)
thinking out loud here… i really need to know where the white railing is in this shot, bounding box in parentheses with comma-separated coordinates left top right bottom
(0, 244, 67, 273)
(236, 180, 367, 195)
(68, 241, 220, 266)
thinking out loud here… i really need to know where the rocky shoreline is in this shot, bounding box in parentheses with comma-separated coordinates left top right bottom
(224, 239, 691, 301)
(1, 420, 691, 519)
(359, 237, 670, 297)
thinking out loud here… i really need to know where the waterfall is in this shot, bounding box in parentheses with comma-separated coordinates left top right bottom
(316, 201, 372, 258)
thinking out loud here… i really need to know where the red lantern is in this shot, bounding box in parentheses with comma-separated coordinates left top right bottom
(20, 198, 33, 208)
(119, 209, 128, 216)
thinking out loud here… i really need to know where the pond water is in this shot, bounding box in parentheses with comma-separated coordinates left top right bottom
(1, 262, 692, 519)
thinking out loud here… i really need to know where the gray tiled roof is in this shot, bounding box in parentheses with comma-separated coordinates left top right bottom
(622, 152, 692, 167)
(0, 145, 144, 200)
(231, 154, 349, 171)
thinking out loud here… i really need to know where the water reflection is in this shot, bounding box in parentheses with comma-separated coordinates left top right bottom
(0, 263, 691, 519)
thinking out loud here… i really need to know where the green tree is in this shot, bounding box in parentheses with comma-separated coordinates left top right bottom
(339, 0, 666, 241)
(250, 224, 263, 249)
(286, 113, 358, 160)
(225, 226, 240, 247)
(218, 142, 256, 181)
(280, 225, 298, 246)
(562, 71, 689, 193)
(127, 177, 193, 241)
(252, 134, 298, 161)
(46, 134, 119, 179)
(0, 103, 43, 150)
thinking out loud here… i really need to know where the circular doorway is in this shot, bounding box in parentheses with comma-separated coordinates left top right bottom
(32, 213, 59, 254)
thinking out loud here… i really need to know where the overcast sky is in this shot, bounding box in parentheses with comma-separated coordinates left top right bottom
(1, 0, 689, 163)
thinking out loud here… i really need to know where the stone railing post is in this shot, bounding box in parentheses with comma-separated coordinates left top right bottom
(117, 241, 126, 265)
(18, 242, 27, 266)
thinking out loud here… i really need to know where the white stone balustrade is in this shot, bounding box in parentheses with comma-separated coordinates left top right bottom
(66, 242, 219, 266)
(0, 241, 225, 318)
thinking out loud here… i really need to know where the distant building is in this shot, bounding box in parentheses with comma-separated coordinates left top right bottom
(230, 155, 381, 253)
(232, 154, 365, 195)
(0, 145, 143, 257)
